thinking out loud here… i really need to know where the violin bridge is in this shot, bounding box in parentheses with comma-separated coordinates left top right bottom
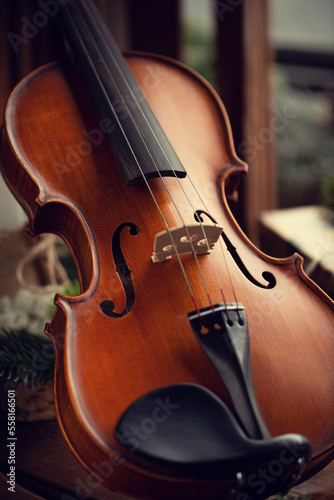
(151, 224, 223, 263)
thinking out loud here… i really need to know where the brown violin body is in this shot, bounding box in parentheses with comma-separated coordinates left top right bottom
(1, 10, 334, 500)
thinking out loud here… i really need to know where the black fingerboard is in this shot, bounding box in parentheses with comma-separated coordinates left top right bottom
(60, 0, 186, 185)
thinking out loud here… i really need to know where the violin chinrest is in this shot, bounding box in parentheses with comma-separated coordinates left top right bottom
(116, 384, 311, 492)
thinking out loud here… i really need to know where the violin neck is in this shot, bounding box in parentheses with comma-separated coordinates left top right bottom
(60, 0, 186, 185)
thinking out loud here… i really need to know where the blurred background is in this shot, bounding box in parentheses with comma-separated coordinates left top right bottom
(0, 0, 333, 296)
(0, 3, 333, 492)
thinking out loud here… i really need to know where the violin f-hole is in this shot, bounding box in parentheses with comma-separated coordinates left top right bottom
(194, 210, 276, 290)
(100, 222, 139, 318)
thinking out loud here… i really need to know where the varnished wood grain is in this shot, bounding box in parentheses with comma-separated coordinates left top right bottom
(1, 52, 334, 499)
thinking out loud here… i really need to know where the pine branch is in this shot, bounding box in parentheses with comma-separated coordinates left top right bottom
(0, 330, 54, 388)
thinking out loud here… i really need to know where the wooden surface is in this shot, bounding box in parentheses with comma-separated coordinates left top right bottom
(0, 229, 332, 499)
(216, 0, 277, 243)
(260, 206, 334, 299)
(1, 50, 334, 498)
(0, 419, 333, 499)
(0, 419, 131, 499)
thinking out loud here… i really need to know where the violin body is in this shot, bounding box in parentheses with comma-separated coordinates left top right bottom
(2, 47, 334, 500)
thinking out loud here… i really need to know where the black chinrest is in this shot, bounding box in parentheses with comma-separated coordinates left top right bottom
(115, 383, 311, 485)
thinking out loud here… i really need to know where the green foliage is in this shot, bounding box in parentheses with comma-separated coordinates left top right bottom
(275, 67, 334, 209)
(181, 20, 215, 84)
(0, 330, 54, 388)
(321, 173, 334, 208)
(275, 494, 310, 499)
(0, 277, 80, 389)
(63, 278, 80, 298)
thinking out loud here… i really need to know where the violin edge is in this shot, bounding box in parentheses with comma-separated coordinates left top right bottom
(1, 47, 334, 499)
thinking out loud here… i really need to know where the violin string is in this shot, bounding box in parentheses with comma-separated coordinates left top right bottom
(77, 0, 215, 313)
(92, 6, 226, 309)
(186, 175, 240, 309)
(72, 0, 230, 314)
(74, 1, 213, 311)
(64, 2, 201, 314)
(173, 177, 232, 309)
(87, 11, 238, 311)
(85, 0, 237, 313)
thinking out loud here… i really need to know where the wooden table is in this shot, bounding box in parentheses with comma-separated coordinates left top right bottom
(0, 418, 333, 499)
(0, 420, 129, 499)
(260, 205, 334, 299)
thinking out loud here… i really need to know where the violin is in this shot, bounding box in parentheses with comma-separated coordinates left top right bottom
(1, 1, 334, 498)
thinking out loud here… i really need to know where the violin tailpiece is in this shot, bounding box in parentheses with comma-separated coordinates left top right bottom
(189, 302, 270, 440)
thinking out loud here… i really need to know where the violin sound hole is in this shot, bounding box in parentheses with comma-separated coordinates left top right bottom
(100, 300, 119, 317)
(194, 210, 276, 290)
(100, 222, 139, 318)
